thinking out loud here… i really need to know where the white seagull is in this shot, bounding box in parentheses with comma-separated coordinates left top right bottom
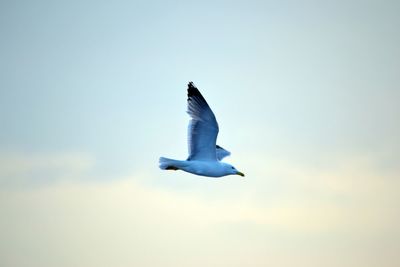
(159, 82, 245, 177)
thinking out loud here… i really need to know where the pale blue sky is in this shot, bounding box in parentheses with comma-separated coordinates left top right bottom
(1, 0, 399, 266)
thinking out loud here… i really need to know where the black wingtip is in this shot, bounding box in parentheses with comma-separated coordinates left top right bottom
(187, 81, 201, 99)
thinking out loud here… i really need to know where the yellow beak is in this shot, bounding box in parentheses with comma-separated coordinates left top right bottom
(236, 171, 245, 177)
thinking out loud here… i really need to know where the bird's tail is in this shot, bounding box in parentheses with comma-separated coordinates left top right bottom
(159, 157, 185, 171)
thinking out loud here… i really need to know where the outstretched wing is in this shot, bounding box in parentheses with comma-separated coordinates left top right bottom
(216, 145, 231, 161)
(187, 82, 219, 161)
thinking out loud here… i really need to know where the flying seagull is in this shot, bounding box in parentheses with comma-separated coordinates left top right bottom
(159, 82, 245, 177)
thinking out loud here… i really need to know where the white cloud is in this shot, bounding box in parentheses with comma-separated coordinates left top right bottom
(0, 151, 399, 267)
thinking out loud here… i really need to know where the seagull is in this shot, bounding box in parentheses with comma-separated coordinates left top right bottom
(159, 82, 245, 177)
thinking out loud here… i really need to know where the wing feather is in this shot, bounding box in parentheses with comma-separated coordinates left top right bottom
(186, 82, 219, 161)
(216, 145, 231, 161)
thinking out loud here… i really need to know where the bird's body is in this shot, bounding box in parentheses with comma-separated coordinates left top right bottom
(159, 157, 240, 177)
(159, 82, 244, 178)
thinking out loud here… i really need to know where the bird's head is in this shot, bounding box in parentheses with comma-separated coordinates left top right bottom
(222, 163, 245, 177)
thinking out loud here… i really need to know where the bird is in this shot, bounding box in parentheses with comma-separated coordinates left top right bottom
(159, 82, 245, 177)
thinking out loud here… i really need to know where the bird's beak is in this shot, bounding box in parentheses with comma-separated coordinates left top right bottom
(236, 171, 245, 177)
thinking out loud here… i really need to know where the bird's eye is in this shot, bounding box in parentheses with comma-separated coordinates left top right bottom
(231, 167, 234, 169)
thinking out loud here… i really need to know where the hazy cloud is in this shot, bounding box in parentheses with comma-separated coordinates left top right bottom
(1, 150, 399, 266)
(0, 151, 94, 187)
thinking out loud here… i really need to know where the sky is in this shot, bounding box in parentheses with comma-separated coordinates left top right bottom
(0, 0, 399, 266)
